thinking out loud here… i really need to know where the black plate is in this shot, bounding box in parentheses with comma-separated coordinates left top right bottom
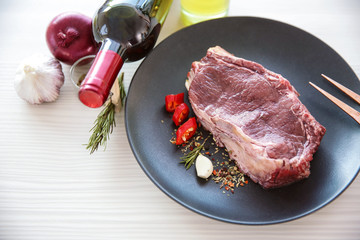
(125, 17, 360, 224)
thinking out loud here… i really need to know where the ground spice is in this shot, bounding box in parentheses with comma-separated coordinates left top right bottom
(184, 132, 248, 194)
(166, 119, 248, 195)
(212, 163, 248, 194)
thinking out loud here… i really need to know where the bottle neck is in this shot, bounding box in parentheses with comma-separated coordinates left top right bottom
(78, 39, 125, 108)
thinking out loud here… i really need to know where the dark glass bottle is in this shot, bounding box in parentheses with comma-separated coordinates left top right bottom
(79, 0, 173, 108)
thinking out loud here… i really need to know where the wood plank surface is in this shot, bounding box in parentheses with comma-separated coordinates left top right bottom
(0, 0, 359, 239)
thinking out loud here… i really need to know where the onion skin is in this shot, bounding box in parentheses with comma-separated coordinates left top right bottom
(46, 12, 100, 65)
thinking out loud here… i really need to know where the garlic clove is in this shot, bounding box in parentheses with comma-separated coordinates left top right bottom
(14, 54, 65, 104)
(195, 154, 214, 179)
(110, 77, 121, 113)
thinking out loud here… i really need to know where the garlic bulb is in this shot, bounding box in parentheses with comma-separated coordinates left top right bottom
(14, 54, 65, 104)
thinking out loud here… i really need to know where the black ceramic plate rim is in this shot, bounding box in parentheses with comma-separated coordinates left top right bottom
(125, 16, 360, 225)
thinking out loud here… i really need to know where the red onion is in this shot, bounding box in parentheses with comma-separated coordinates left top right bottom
(46, 12, 100, 65)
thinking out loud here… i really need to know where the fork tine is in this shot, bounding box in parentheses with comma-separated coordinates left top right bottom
(309, 82, 360, 125)
(321, 74, 360, 105)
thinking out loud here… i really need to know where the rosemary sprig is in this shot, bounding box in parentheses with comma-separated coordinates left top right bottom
(180, 136, 209, 169)
(86, 101, 116, 154)
(86, 73, 126, 154)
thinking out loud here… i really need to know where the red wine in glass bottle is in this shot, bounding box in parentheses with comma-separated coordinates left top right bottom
(79, 0, 173, 108)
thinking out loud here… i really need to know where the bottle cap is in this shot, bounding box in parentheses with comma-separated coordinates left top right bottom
(79, 49, 124, 108)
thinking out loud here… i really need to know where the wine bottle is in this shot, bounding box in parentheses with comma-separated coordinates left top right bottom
(79, 0, 173, 108)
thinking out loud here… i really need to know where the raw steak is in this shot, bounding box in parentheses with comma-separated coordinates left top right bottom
(187, 46, 326, 189)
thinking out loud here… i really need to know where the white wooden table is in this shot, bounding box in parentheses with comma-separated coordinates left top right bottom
(0, 0, 359, 239)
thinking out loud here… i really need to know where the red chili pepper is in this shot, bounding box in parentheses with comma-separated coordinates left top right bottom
(172, 103, 189, 126)
(176, 117, 197, 145)
(165, 93, 184, 112)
